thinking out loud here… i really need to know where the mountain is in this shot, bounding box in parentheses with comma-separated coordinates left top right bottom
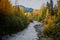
(14, 5, 33, 13)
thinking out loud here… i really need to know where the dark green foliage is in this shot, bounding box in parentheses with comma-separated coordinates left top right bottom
(47, 2, 50, 10)
(50, 0, 54, 15)
(39, 10, 46, 21)
(46, 0, 54, 15)
(0, 10, 29, 36)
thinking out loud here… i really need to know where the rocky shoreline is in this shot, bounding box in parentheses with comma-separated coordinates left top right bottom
(34, 22, 44, 40)
(1, 21, 44, 40)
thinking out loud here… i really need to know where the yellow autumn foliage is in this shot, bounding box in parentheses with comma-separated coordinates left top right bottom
(39, 5, 46, 16)
(19, 7, 25, 16)
(27, 12, 33, 20)
(32, 10, 40, 16)
(27, 12, 31, 17)
(43, 9, 50, 24)
(43, 15, 58, 36)
(46, 9, 50, 17)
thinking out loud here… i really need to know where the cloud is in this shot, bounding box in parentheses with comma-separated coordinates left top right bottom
(10, 0, 57, 9)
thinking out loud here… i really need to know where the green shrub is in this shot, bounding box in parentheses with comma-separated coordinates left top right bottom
(42, 15, 60, 40)
(0, 11, 29, 36)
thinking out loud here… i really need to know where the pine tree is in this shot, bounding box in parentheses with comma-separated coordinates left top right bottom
(57, 0, 60, 14)
(50, 0, 54, 15)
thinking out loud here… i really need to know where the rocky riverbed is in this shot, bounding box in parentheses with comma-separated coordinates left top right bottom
(2, 21, 44, 40)
(34, 22, 44, 40)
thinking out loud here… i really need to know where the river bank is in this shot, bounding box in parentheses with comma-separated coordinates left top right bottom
(34, 22, 44, 40)
(2, 21, 44, 40)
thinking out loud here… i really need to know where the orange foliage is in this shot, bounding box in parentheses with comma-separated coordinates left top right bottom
(0, 0, 15, 15)
(42, 9, 51, 24)
(32, 10, 40, 16)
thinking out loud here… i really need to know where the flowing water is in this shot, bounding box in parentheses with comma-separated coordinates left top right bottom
(2, 21, 42, 40)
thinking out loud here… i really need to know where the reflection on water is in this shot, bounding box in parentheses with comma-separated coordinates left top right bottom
(3, 21, 39, 40)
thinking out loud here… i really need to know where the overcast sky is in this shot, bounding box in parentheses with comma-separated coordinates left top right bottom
(9, 0, 57, 9)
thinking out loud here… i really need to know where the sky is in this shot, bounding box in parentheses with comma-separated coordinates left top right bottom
(9, 0, 57, 9)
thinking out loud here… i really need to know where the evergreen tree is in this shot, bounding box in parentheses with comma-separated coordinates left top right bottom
(50, 0, 54, 15)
